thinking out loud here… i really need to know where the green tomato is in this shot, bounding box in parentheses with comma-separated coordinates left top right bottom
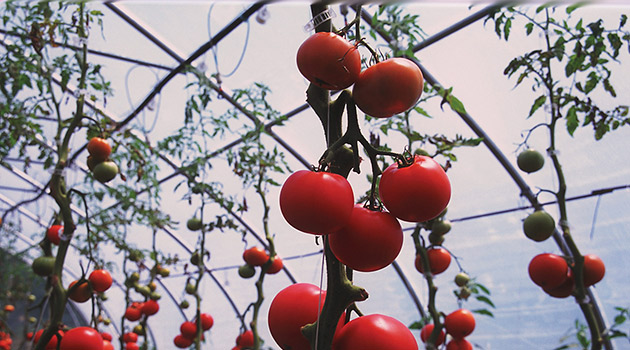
(238, 264, 256, 279)
(454, 272, 470, 287)
(523, 210, 555, 242)
(92, 160, 119, 183)
(32, 256, 55, 276)
(431, 220, 452, 235)
(517, 149, 545, 173)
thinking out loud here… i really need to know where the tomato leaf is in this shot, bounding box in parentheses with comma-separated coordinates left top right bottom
(528, 95, 547, 117)
(475, 295, 496, 308)
(566, 105, 579, 136)
(472, 308, 494, 317)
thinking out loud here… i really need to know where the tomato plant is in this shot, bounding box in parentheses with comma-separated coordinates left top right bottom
(414, 247, 451, 275)
(296, 32, 361, 90)
(268, 283, 344, 350)
(329, 205, 403, 272)
(379, 155, 451, 223)
(332, 314, 418, 350)
(352, 57, 424, 118)
(88, 269, 113, 293)
(528, 253, 569, 289)
(59, 327, 103, 350)
(279, 170, 354, 235)
(444, 309, 476, 339)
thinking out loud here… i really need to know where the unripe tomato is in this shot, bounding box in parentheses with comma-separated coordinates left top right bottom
(415, 247, 451, 275)
(279, 170, 354, 235)
(444, 309, 475, 339)
(379, 155, 451, 223)
(352, 57, 424, 118)
(446, 338, 473, 350)
(517, 149, 545, 173)
(243, 246, 269, 266)
(32, 256, 56, 276)
(420, 324, 445, 346)
(89, 269, 113, 293)
(523, 211, 555, 242)
(186, 217, 202, 231)
(238, 264, 256, 279)
(47, 224, 63, 245)
(329, 205, 403, 272)
(93, 161, 119, 183)
(174, 334, 193, 348)
(268, 283, 345, 350)
(68, 280, 91, 303)
(528, 253, 569, 289)
(59, 327, 103, 350)
(296, 32, 361, 90)
(87, 137, 112, 162)
(454, 272, 470, 287)
(583, 254, 605, 286)
(333, 314, 418, 350)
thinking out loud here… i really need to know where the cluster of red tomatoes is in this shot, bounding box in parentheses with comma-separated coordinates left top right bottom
(280, 154, 450, 273)
(0, 331, 11, 350)
(238, 246, 283, 278)
(172, 313, 214, 349)
(528, 253, 606, 298)
(87, 136, 118, 184)
(67, 269, 113, 303)
(296, 31, 424, 118)
(420, 309, 476, 350)
(267, 283, 419, 350)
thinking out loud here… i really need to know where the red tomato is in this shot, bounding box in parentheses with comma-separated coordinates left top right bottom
(446, 338, 473, 350)
(141, 299, 159, 316)
(87, 137, 112, 162)
(296, 32, 361, 90)
(329, 205, 403, 272)
(420, 324, 445, 346)
(528, 253, 569, 289)
(100, 332, 112, 342)
(332, 314, 418, 350)
(3, 305, 14, 313)
(444, 309, 475, 339)
(543, 269, 574, 298)
(236, 330, 255, 347)
(124, 306, 142, 322)
(352, 57, 424, 118)
(174, 334, 193, 348)
(102, 340, 114, 350)
(266, 256, 283, 274)
(199, 313, 214, 330)
(243, 247, 269, 267)
(34, 329, 64, 350)
(89, 269, 113, 293)
(59, 327, 103, 350)
(121, 332, 138, 343)
(47, 225, 63, 245)
(379, 155, 450, 223)
(268, 283, 344, 350)
(180, 321, 197, 340)
(125, 342, 139, 350)
(583, 254, 605, 286)
(279, 170, 354, 235)
(414, 247, 452, 275)
(68, 280, 91, 303)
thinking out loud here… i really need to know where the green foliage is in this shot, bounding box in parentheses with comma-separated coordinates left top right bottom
(366, 5, 427, 58)
(492, 4, 630, 139)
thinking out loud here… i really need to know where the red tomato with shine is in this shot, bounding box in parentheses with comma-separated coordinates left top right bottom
(332, 314, 418, 350)
(236, 330, 255, 347)
(268, 283, 344, 350)
(266, 256, 283, 274)
(279, 170, 354, 235)
(89, 269, 113, 293)
(329, 205, 403, 272)
(180, 321, 197, 340)
(243, 246, 269, 267)
(174, 334, 193, 348)
(34, 329, 64, 350)
(121, 332, 138, 343)
(379, 155, 451, 223)
(199, 313, 214, 330)
(141, 299, 159, 316)
(87, 137, 112, 162)
(296, 32, 361, 90)
(59, 327, 103, 350)
(47, 225, 63, 245)
(420, 324, 445, 346)
(125, 342, 139, 350)
(528, 253, 569, 289)
(415, 247, 451, 275)
(583, 254, 605, 286)
(102, 340, 114, 350)
(444, 309, 475, 339)
(124, 306, 142, 321)
(68, 280, 91, 303)
(446, 338, 473, 350)
(352, 57, 424, 118)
